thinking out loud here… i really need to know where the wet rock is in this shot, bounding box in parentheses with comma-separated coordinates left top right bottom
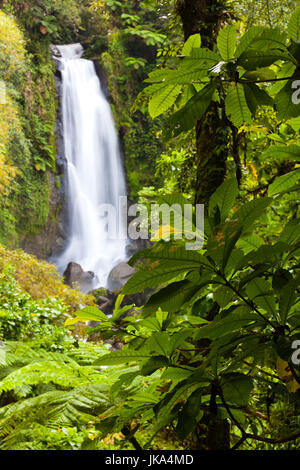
(63, 262, 95, 291)
(50, 45, 62, 58)
(107, 262, 137, 291)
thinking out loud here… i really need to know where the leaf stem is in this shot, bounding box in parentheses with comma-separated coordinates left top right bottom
(237, 76, 298, 84)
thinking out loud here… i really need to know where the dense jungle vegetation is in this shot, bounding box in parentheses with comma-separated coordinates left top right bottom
(0, 0, 299, 451)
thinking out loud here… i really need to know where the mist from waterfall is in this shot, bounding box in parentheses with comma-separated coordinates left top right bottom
(55, 44, 127, 288)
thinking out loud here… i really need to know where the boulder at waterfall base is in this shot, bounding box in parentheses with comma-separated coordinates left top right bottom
(63, 262, 95, 291)
(107, 262, 137, 291)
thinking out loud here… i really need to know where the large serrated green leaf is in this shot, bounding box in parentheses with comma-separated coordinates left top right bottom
(288, 116, 300, 132)
(268, 169, 300, 196)
(222, 227, 243, 271)
(238, 49, 292, 70)
(160, 367, 193, 381)
(166, 84, 215, 137)
(279, 279, 298, 323)
(143, 331, 174, 357)
(217, 24, 237, 60)
(279, 219, 300, 244)
(237, 233, 264, 254)
(275, 80, 300, 120)
(243, 67, 276, 81)
(221, 373, 253, 406)
(155, 193, 199, 239)
(249, 28, 287, 51)
(176, 390, 203, 440)
(129, 243, 211, 266)
(236, 26, 264, 57)
(168, 67, 209, 84)
(94, 350, 152, 366)
(0, 346, 6, 367)
(246, 278, 277, 318)
(270, 62, 296, 96)
(154, 381, 199, 422)
(189, 47, 220, 61)
(121, 261, 188, 294)
(144, 280, 199, 313)
(209, 177, 238, 222)
(148, 84, 182, 118)
(182, 33, 201, 56)
(262, 144, 300, 161)
(243, 83, 273, 115)
(214, 286, 235, 308)
(195, 307, 262, 340)
(179, 48, 220, 72)
(65, 307, 108, 326)
(225, 84, 252, 127)
(234, 197, 272, 228)
(123, 246, 212, 294)
(146, 66, 211, 86)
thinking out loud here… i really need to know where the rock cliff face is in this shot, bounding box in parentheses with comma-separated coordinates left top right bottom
(19, 172, 65, 260)
(19, 55, 67, 260)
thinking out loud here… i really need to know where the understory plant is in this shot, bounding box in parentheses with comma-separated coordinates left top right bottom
(65, 8, 300, 450)
(70, 175, 300, 450)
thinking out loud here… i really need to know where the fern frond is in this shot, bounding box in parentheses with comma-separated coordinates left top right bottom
(0, 384, 110, 438)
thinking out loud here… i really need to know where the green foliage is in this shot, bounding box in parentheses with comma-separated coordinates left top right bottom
(225, 84, 253, 127)
(0, 0, 300, 453)
(64, 9, 300, 450)
(0, 245, 94, 312)
(0, 266, 70, 350)
(0, 333, 174, 450)
(217, 24, 237, 60)
(134, 5, 300, 220)
(149, 84, 182, 119)
(155, 146, 197, 194)
(74, 180, 300, 449)
(0, 9, 57, 244)
(182, 34, 201, 56)
(1, 0, 82, 44)
(0, 340, 112, 449)
(139, 12, 300, 139)
(0, 266, 131, 450)
(231, 0, 299, 32)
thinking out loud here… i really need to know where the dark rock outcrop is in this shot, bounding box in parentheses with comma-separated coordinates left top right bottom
(63, 262, 95, 292)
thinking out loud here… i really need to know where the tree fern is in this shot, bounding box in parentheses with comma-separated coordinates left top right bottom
(0, 340, 118, 449)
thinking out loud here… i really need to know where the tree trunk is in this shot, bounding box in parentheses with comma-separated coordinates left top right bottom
(176, 0, 230, 206)
(195, 103, 228, 207)
(176, 0, 231, 450)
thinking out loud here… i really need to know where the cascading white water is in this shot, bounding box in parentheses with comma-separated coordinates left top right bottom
(55, 44, 127, 288)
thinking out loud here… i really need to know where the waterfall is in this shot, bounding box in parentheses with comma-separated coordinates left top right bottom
(54, 44, 127, 288)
